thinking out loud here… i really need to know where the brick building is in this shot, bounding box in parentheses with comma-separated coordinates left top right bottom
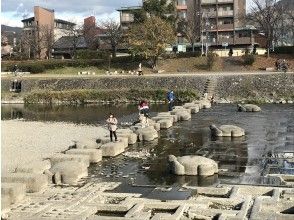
(21, 6, 75, 59)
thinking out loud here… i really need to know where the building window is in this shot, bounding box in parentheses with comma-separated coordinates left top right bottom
(177, 0, 186, 5)
(178, 11, 187, 19)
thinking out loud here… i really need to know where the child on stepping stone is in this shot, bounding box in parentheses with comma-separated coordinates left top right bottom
(106, 113, 118, 142)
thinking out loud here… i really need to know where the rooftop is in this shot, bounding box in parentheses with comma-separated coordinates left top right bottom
(117, 6, 142, 11)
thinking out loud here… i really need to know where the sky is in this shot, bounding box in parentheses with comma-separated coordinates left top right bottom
(1, 0, 252, 27)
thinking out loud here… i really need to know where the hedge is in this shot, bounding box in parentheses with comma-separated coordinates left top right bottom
(272, 46, 294, 55)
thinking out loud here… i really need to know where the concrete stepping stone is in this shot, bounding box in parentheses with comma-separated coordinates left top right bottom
(75, 140, 101, 149)
(49, 161, 88, 185)
(15, 160, 51, 174)
(98, 137, 129, 149)
(210, 124, 245, 137)
(168, 155, 218, 176)
(2, 173, 48, 193)
(50, 153, 90, 167)
(116, 129, 137, 144)
(157, 119, 173, 129)
(65, 149, 102, 163)
(100, 142, 125, 157)
(133, 126, 159, 142)
(1, 183, 26, 205)
(237, 104, 261, 112)
(174, 111, 191, 121)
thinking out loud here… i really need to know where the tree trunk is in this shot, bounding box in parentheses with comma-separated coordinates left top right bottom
(112, 45, 116, 58)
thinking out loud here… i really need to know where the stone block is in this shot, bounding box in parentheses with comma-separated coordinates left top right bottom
(136, 126, 158, 142)
(175, 111, 191, 121)
(15, 160, 51, 174)
(157, 119, 173, 129)
(75, 140, 101, 149)
(50, 161, 88, 185)
(100, 142, 125, 157)
(65, 149, 102, 163)
(168, 155, 218, 176)
(2, 173, 48, 193)
(1, 183, 26, 204)
(50, 153, 90, 167)
(117, 129, 137, 145)
(237, 104, 261, 112)
(210, 124, 245, 137)
(98, 137, 128, 149)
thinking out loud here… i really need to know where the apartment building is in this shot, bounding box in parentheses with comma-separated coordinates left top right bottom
(21, 6, 75, 59)
(176, 0, 260, 48)
(117, 6, 141, 31)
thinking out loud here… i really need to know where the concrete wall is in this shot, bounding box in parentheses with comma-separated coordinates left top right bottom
(2, 74, 294, 101)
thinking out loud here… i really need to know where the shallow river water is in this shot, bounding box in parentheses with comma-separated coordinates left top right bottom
(2, 103, 294, 199)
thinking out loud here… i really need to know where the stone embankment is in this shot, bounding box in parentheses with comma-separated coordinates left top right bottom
(1, 73, 294, 103)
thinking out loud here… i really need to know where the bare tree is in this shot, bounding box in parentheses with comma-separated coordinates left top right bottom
(99, 19, 122, 58)
(40, 25, 56, 59)
(83, 22, 100, 50)
(177, 16, 201, 52)
(247, 0, 285, 57)
(61, 24, 83, 59)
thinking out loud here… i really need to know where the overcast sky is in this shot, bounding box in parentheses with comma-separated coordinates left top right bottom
(1, 0, 252, 27)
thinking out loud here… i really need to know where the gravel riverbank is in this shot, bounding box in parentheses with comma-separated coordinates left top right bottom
(1, 120, 108, 174)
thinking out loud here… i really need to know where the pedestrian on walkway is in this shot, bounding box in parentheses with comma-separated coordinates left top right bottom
(138, 63, 143, 76)
(167, 90, 175, 111)
(106, 113, 118, 142)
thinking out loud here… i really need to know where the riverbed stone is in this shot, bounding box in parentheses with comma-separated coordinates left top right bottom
(2, 173, 48, 193)
(50, 153, 90, 167)
(210, 124, 245, 137)
(168, 155, 218, 176)
(49, 161, 88, 185)
(237, 104, 261, 112)
(148, 121, 161, 131)
(100, 142, 125, 157)
(1, 183, 26, 205)
(183, 103, 200, 114)
(15, 160, 51, 174)
(65, 149, 102, 163)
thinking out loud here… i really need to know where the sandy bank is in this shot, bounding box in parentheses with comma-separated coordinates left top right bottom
(1, 120, 108, 174)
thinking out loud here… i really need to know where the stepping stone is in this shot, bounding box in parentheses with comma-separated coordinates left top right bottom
(50, 161, 88, 185)
(210, 124, 245, 137)
(75, 140, 101, 149)
(168, 155, 218, 176)
(15, 160, 51, 174)
(100, 142, 125, 157)
(1, 183, 26, 205)
(157, 119, 173, 129)
(2, 173, 48, 193)
(237, 104, 261, 112)
(65, 149, 102, 163)
(50, 154, 90, 167)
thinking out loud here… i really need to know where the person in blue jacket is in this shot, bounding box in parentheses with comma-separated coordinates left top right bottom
(167, 90, 175, 111)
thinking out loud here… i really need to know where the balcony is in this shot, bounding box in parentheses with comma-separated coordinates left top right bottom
(234, 37, 252, 45)
(218, 0, 233, 3)
(218, 11, 234, 17)
(217, 24, 234, 30)
(201, 0, 217, 4)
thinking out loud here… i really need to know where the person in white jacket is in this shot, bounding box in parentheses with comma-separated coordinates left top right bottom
(106, 113, 118, 142)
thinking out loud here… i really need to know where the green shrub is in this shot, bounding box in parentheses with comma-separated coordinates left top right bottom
(176, 51, 201, 58)
(243, 54, 256, 66)
(272, 46, 294, 55)
(77, 50, 109, 59)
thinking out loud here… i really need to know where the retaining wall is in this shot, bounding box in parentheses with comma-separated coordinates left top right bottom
(1, 73, 294, 101)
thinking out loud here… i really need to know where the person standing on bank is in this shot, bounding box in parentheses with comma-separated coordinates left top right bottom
(106, 113, 118, 142)
(167, 90, 175, 111)
(138, 63, 143, 75)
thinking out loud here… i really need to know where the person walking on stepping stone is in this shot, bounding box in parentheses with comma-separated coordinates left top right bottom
(167, 90, 175, 111)
(106, 113, 118, 142)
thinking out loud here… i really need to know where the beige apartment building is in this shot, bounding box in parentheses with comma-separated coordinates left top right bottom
(118, 0, 262, 52)
(21, 6, 75, 59)
(176, 0, 258, 47)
